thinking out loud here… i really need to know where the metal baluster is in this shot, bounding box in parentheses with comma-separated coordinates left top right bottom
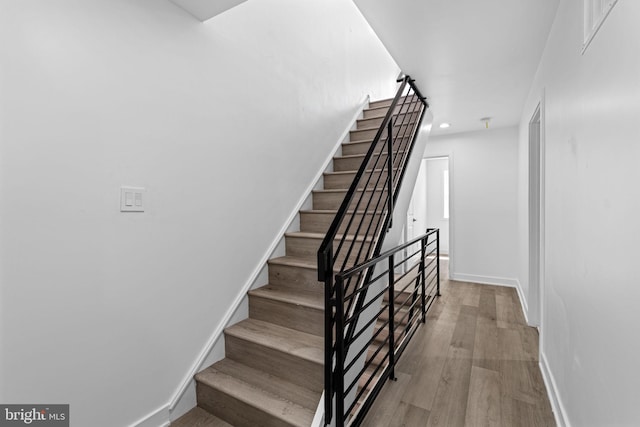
(335, 275, 345, 427)
(323, 246, 334, 423)
(387, 121, 394, 231)
(436, 230, 441, 296)
(421, 236, 427, 323)
(388, 255, 397, 381)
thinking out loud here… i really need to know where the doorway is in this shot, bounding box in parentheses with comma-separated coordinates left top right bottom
(406, 157, 450, 261)
(425, 157, 450, 255)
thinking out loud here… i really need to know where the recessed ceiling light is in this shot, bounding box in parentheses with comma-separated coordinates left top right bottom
(439, 123, 451, 129)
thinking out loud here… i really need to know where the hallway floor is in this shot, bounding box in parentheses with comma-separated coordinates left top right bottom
(362, 258, 556, 426)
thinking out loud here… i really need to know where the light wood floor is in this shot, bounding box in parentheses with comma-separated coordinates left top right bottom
(361, 258, 556, 427)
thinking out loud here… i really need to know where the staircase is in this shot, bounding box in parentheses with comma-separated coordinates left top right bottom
(171, 97, 407, 427)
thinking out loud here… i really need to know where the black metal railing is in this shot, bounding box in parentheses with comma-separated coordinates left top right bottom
(334, 229, 440, 426)
(317, 76, 429, 425)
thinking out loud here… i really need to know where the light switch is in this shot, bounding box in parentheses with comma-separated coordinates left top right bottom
(121, 187, 145, 212)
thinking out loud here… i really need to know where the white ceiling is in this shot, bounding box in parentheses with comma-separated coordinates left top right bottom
(354, 0, 560, 135)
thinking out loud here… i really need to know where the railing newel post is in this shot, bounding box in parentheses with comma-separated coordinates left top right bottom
(388, 255, 396, 381)
(323, 245, 334, 425)
(436, 229, 441, 297)
(335, 275, 345, 427)
(420, 236, 427, 323)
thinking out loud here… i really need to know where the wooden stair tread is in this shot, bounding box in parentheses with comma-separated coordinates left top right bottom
(196, 359, 319, 418)
(324, 167, 398, 176)
(313, 188, 386, 194)
(249, 284, 323, 311)
(353, 121, 418, 132)
(299, 209, 376, 215)
(346, 135, 412, 145)
(171, 407, 233, 427)
(344, 135, 411, 144)
(300, 209, 380, 216)
(268, 255, 318, 270)
(285, 231, 373, 242)
(333, 150, 406, 161)
(225, 318, 323, 365)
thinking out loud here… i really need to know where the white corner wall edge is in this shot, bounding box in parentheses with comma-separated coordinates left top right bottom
(131, 95, 370, 427)
(511, 278, 530, 326)
(168, 0, 247, 22)
(540, 351, 571, 427)
(311, 391, 325, 427)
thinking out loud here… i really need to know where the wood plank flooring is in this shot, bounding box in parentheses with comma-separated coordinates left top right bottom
(361, 258, 555, 427)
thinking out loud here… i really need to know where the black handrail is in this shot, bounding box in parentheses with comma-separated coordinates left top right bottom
(334, 229, 440, 426)
(318, 76, 429, 425)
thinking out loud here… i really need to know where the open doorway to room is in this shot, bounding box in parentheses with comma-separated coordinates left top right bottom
(406, 157, 451, 274)
(425, 157, 450, 256)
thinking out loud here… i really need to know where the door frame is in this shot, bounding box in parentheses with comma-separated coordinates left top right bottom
(528, 91, 546, 332)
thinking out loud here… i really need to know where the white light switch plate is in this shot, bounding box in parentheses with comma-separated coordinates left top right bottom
(120, 187, 145, 212)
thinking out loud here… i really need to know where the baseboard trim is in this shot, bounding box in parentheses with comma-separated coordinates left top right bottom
(129, 405, 170, 427)
(131, 95, 371, 427)
(540, 351, 571, 427)
(449, 273, 519, 288)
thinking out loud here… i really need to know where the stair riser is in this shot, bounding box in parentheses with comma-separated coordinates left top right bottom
(362, 107, 388, 120)
(350, 123, 415, 142)
(334, 151, 403, 172)
(379, 309, 412, 327)
(367, 345, 389, 368)
(368, 96, 416, 109)
(196, 384, 295, 427)
(341, 138, 408, 156)
(285, 236, 371, 266)
(362, 103, 420, 119)
(356, 112, 421, 130)
(373, 325, 405, 345)
(334, 154, 397, 173)
(312, 190, 388, 210)
(225, 335, 323, 392)
(299, 211, 379, 234)
(248, 295, 323, 337)
(350, 127, 384, 142)
(324, 170, 390, 189)
(268, 262, 322, 292)
(384, 289, 416, 303)
(333, 155, 367, 172)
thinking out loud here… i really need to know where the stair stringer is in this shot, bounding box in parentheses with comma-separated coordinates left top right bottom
(163, 95, 371, 425)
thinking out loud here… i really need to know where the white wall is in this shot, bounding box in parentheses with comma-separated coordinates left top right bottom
(0, 1, 400, 426)
(517, 1, 640, 426)
(425, 127, 519, 286)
